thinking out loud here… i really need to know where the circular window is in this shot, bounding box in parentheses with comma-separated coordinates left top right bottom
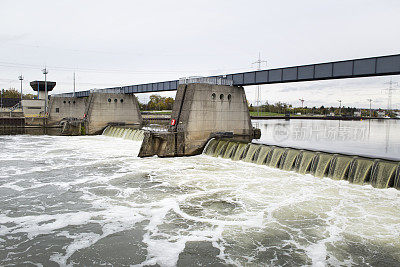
(114, 99, 117, 102)
(220, 94, 224, 100)
(211, 93, 216, 100)
(227, 94, 232, 101)
(120, 99, 124, 103)
(108, 98, 111, 102)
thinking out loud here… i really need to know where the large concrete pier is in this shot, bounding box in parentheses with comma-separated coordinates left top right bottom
(48, 92, 142, 135)
(139, 83, 259, 157)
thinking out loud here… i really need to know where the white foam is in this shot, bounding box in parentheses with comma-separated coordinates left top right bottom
(2, 135, 400, 266)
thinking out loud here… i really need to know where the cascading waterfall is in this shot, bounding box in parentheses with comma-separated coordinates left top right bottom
(327, 155, 353, 180)
(102, 126, 144, 141)
(203, 138, 400, 190)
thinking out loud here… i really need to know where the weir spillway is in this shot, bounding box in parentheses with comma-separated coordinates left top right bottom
(104, 126, 400, 190)
(102, 126, 144, 141)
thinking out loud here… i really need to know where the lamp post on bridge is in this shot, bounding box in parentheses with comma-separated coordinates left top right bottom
(18, 75, 23, 109)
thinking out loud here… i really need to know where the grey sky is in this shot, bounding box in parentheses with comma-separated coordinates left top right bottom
(0, 0, 399, 108)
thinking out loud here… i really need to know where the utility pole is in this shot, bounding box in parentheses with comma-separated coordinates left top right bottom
(73, 72, 76, 97)
(42, 68, 48, 115)
(383, 79, 399, 117)
(252, 52, 267, 116)
(367, 99, 373, 118)
(18, 75, 23, 109)
(337, 100, 342, 116)
(0, 89, 3, 109)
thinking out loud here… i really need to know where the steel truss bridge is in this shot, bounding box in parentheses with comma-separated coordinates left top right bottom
(54, 54, 400, 97)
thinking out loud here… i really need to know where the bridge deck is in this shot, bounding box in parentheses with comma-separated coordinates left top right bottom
(54, 54, 400, 97)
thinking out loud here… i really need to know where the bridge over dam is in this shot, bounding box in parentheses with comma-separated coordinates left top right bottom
(45, 54, 400, 190)
(49, 54, 400, 152)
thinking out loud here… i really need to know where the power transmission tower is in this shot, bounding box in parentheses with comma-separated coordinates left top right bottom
(367, 99, 373, 118)
(299, 98, 305, 114)
(252, 52, 267, 116)
(382, 79, 399, 116)
(337, 100, 342, 116)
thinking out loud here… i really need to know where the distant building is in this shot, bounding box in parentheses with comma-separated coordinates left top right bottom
(354, 111, 361, 117)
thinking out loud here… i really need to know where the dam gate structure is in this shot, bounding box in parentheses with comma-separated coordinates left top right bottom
(203, 138, 400, 190)
(48, 91, 142, 135)
(138, 81, 260, 157)
(45, 53, 400, 189)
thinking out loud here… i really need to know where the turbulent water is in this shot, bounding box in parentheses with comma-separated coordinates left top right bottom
(1, 135, 400, 266)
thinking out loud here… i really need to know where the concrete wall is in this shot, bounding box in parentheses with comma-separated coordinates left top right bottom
(86, 93, 142, 134)
(170, 83, 253, 155)
(22, 99, 45, 117)
(48, 97, 87, 124)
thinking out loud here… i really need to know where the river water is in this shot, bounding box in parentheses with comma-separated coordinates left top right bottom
(1, 133, 400, 266)
(255, 119, 400, 160)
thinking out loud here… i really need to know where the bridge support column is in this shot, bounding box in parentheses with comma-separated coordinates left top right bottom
(139, 83, 257, 157)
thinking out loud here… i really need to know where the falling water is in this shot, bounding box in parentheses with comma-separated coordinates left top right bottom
(203, 139, 400, 190)
(102, 126, 144, 141)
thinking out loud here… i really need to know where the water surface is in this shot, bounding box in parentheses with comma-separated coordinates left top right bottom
(1, 135, 400, 266)
(254, 119, 400, 160)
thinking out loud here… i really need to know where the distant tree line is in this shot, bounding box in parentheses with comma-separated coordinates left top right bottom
(1, 88, 36, 99)
(249, 101, 398, 117)
(137, 94, 397, 117)
(138, 94, 174, 111)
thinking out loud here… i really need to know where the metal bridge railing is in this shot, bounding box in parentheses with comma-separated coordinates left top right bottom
(179, 76, 233, 86)
(52, 88, 125, 98)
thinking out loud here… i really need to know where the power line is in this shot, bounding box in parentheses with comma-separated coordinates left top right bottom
(0, 60, 252, 75)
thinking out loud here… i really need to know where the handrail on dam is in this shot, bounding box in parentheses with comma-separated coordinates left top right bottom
(52, 54, 400, 97)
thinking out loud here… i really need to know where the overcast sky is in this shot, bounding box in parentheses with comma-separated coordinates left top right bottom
(0, 0, 399, 108)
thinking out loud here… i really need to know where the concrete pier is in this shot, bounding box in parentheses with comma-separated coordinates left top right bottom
(48, 97, 87, 124)
(85, 92, 142, 134)
(48, 92, 142, 135)
(139, 83, 258, 157)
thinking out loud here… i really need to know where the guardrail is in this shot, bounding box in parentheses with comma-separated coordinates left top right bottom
(179, 76, 233, 86)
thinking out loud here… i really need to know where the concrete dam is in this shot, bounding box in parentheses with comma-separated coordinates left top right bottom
(103, 124, 400, 190)
(44, 79, 400, 191)
(3, 54, 400, 266)
(42, 54, 400, 191)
